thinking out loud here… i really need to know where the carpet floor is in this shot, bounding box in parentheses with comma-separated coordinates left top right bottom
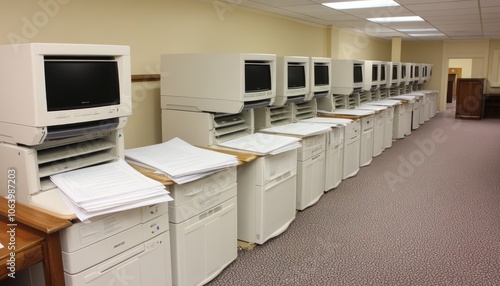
(207, 104, 500, 286)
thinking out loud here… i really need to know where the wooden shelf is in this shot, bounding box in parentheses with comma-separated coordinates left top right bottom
(131, 74, 160, 82)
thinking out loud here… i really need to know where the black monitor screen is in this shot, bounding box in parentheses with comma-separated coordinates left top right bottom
(401, 65, 407, 78)
(415, 66, 420, 77)
(314, 64, 329, 86)
(45, 59, 120, 112)
(288, 64, 306, 89)
(353, 64, 363, 83)
(245, 63, 272, 92)
(372, 65, 378, 82)
(381, 65, 386, 81)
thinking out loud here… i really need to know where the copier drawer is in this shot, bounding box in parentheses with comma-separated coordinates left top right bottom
(360, 115, 374, 131)
(64, 231, 172, 286)
(167, 166, 237, 223)
(344, 119, 360, 140)
(297, 133, 326, 161)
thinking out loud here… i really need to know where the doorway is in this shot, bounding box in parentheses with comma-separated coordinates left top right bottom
(447, 67, 462, 103)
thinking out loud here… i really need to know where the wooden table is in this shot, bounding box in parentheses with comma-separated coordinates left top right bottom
(0, 198, 72, 285)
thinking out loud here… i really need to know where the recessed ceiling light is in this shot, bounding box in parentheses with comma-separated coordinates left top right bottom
(408, 33, 445, 37)
(368, 16, 425, 23)
(397, 28, 438, 32)
(322, 0, 400, 10)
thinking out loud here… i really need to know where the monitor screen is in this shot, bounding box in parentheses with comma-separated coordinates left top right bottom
(245, 63, 272, 92)
(314, 64, 329, 86)
(288, 64, 306, 89)
(392, 65, 398, 80)
(381, 65, 386, 81)
(415, 66, 420, 77)
(372, 65, 378, 82)
(353, 64, 363, 83)
(401, 65, 407, 78)
(45, 59, 120, 112)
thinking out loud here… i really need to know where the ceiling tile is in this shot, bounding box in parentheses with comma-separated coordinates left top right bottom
(479, 0, 500, 7)
(236, 0, 499, 40)
(248, 0, 317, 7)
(405, 1, 478, 12)
(481, 6, 500, 14)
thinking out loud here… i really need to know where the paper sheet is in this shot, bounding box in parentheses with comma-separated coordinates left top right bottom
(125, 137, 238, 183)
(50, 159, 172, 221)
(260, 122, 331, 137)
(217, 133, 301, 156)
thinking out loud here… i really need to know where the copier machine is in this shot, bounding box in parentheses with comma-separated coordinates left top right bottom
(161, 53, 299, 250)
(0, 43, 173, 285)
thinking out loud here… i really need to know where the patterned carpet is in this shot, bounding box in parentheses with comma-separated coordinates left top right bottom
(207, 105, 500, 286)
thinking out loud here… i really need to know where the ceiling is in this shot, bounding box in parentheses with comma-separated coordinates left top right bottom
(237, 0, 500, 40)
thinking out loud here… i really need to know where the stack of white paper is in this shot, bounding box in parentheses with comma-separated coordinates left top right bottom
(125, 138, 239, 184)
(300, 117, 353, 127)
(259, 122, 331, 137)
(319, 109, 375, 116)
(217, 132, 302, 156)
(50, 160, 173, 221)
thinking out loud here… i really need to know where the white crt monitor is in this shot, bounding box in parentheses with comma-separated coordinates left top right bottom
(414, 63, 423, 84)
(274, 56, 310, 106)
(423, 64, 433, 83)
(387, 62, 401, 88)
(400, 62, 411, 86)
(331, 59, 364, 95)
(309, 57, 331, 99)
(0, 43, 132, 146)
(379, 61, 388, 89)
(363, 60, 381, 91)
(161, 53, 276, 114)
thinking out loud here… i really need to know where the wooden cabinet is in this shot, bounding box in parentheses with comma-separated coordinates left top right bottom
(455, 78, 485, 119)
(483, 94, 500, 118)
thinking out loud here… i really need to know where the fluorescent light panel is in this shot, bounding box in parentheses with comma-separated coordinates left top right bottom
(409, 33, 445, 37)
(323, 0, 400, 10)
(397, 28, 438, 32)
(368, 16, 424, 23)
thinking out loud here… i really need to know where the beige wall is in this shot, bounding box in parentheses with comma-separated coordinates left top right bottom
(401, 40, 443, 89)
(4, 0, 487, 148)
(487, 39, 500, 93)
(0, 0, 332, 148)
(449, 59, 472, 78)
(330, 27, 391, 60)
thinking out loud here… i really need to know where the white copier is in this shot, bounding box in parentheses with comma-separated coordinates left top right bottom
(315, 114, 360, 180)
(356, 60, 388, 157)
(322, 108, 375, 168)
(319, 59, 374, 168)
(299, 116, 344, 191)
(167, 167, 238, 286)
(0, 43, 173, 285)
(258, 122, 330, 210)
(256, 56, 330, 211)
(255, 71, 329, 211)
(160, 52, 299, 247)
(357, 104, 387, 157)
